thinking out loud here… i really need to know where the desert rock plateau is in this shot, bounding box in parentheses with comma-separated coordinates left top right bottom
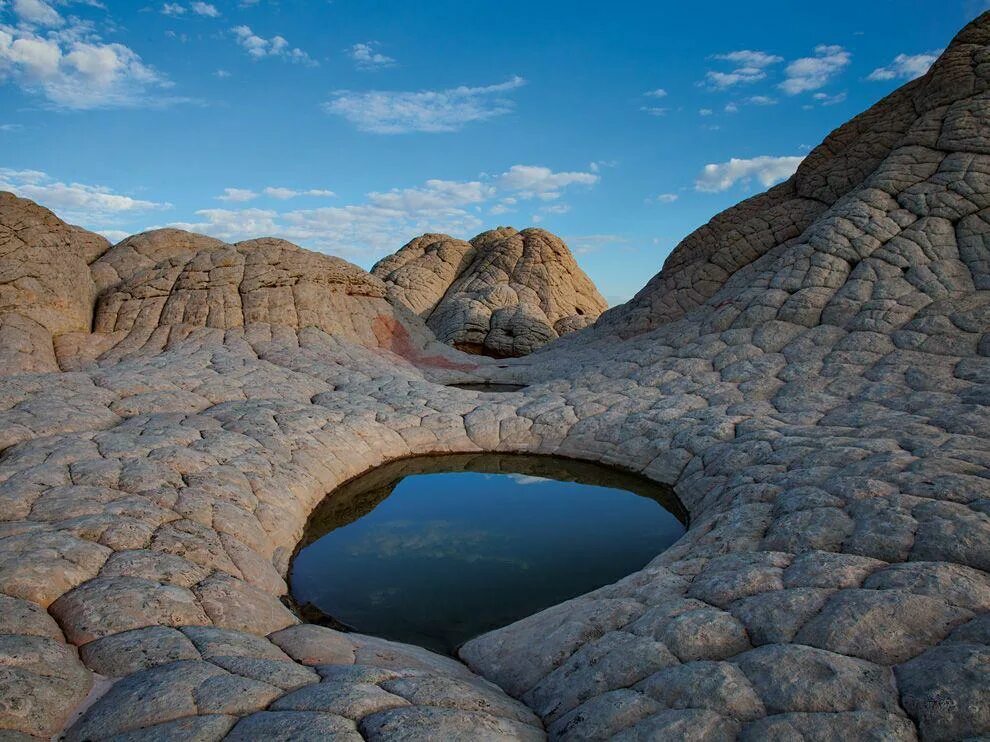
(0, 12, 989, 742)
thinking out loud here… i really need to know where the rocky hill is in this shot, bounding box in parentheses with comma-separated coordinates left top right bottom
(374, 227, 608, 357)
(0, 12, 987, 742)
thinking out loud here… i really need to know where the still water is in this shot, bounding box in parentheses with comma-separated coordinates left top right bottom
(290, 454, 687, 655)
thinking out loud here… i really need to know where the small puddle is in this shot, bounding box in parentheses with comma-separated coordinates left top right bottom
(446, 382, 528, 392)
(290, 454, 686, 655)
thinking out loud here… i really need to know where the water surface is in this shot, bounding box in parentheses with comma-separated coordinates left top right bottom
(291, 454, 686, 655)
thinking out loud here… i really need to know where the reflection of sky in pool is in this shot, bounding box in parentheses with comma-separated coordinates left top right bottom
(291, 466, 686, 655)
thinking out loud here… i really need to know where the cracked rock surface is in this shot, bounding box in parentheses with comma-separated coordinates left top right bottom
(0, 13, 989, 741)
(374, 227, 608, 357)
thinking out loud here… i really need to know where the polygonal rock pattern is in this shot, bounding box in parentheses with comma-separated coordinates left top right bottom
(374, 227, 608, 357)
(0, 12, 988, 742)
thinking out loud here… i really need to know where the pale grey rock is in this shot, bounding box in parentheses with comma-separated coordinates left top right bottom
(359, 706, 544, 741)
(896, 642, 990, 741)
(795, 588, 972, 664)
(612, 708, 740, 741)
(226, 710, 361, 741)
(634, 660, 765, 721)
(739, 711, 918, 741)
(79, 626, 199, 676)
(735, 644, 901, 714)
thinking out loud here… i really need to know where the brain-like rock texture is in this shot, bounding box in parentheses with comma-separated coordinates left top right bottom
(374, 227, 608, 357)
(91, 228, 228, 295)
(0, 11, 989, 742)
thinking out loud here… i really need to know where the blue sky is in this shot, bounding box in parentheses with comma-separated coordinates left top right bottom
(0, 0, 982, 303)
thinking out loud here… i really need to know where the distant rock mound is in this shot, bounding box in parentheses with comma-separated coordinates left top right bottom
(371, 232, 477, 318)
(91, 228, 227, 295)
(374, 227, 608, 357)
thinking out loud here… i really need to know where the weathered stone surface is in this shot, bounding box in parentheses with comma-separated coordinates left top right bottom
(1, 14, 989, 740)
(739, 711, 918, 741)
(359, 706, 544, 741)
(79, 626, 199, 676)
(794, 588, 972, 664)
(735, 645, 901, 714)
(0, 192, 109, 372)
(376, 227, 608, 357)
(896, 642, 990, 741)
(226, 710, 361, 741)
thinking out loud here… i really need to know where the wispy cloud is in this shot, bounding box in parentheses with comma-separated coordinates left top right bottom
(704, 49, 783, 89)
(190, 2, 218, 17)
(0, 4, 180, 109)
(172, 164, 599, 257)
(0, 167, 171, 222)
(867, 50, 942, 81)
(780, 45, 850, 94)
(695, 155, 804, 192)
(264, 186, 335, 199)
(216, 186, 336, 202)
(231, 24, 315, 65)
(217, 187, 258, 202)
(494, 165, 598, 200)
(324, 76, 526, 134)
(348, 41, 394, 70)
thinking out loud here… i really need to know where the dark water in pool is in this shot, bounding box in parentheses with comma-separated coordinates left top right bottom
(290, 454, 686, 655)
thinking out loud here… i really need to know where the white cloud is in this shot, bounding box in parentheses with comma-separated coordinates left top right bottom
(324, 76, 525, 134)
(172, 164, 598, 258)
(161, 3, 185, 15)
(780, 45, 850, 94)
(0, 167, 170, 221)
(705, 49, 782, 89)
(867, 50, 941, 81)
(695, 155, 804, 192)
(348, 41, 394, 70)
(0, 13, 178, 109)
(724, 102, 739, 113)
(190, 2, 218, 17)
(562, 233, 627, 255)
(263, 186, 335, 199)
(714, 50, 783, 68)
(214, 68, 230, 78)
(13, 0, 62, 27)
(699, 108, 712, 116)
(0, 122, 22, 131)
(641, 106, 668, 116)
(652, 193, 679, 204)
(745, 95, 776, 105)
(813, 91, 846, 106)
(494, 164, 598, 200)
(97, 229, 130, 243)
(217, 187, 258, 202)
(644, 87, 667, 98)
(231, 25, 315, 65)
(588, 160, 616, 173)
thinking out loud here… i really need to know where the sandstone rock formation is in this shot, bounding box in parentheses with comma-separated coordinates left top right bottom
(0, 12, 988, 742)
(0, 192, 109, 374)
(374, 227, 608, 357)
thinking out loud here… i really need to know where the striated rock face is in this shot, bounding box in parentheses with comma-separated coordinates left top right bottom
(0, 12, 989, 742)
(371, 232, 478, 318)
(0, 192, 110, 373)
(374, 227, 608, 357)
